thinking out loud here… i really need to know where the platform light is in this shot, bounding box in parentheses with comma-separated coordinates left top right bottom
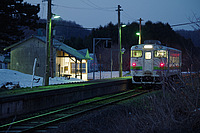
(121, 24, 126, 28)
(52, 14, 60, 19)
(144, 45, 153, 49)
(136, 32, 141, 44)
(136, 32, 140, 36)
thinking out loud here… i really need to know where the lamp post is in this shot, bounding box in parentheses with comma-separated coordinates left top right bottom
(43, 0, 51, 86)
(136, 18, 143, 44)
(43, 0, 60, 86)
(119, 24, 126, 77)
(50, 14, 60, 78)
(136, 32, 141, 44)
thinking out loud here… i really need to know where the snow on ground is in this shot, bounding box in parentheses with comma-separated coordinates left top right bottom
(0, 69, 130, 89)
(0, 69, 83, 89)
(88, 71, 130, 80)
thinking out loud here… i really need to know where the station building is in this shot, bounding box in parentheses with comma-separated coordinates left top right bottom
(4, 36, 92, 81)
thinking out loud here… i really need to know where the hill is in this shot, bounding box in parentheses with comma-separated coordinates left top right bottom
(79, 21, 200, 71)
(176, 30, 200, 47)
(24, 19, 91, 41)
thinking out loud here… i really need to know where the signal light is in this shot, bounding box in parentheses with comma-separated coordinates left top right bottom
(132, 63, 136, 67)
(160, 63, 164, 67)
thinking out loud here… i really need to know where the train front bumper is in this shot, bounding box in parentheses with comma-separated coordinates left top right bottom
(132, 76, 162, 84)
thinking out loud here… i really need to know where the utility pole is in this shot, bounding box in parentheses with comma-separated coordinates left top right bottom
(138, 18, 143, 44)
(50, 20, 54, 78)
(116, 5, 123, 77)
(43, 0, 51, 86)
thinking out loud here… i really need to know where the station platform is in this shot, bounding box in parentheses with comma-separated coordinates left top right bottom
(0, 77, 132, 119)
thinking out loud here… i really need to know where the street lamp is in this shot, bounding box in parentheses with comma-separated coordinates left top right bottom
(53, 15, 60, 19)
(119, 24, 126, 77)
(136, 32, 140, 36)
(50, 14, 60, 78)
(43, 10, 60, 86)
(136, 32, 141, 44)
(121, 24, 126, 28)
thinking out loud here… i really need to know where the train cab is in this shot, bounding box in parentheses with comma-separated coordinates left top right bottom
(131, 40, 181, 84)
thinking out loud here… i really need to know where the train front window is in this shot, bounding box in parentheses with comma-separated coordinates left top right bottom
(131, 50, 142, 57)
(145, 52, 151, 59)
(154, 50, 167, 58)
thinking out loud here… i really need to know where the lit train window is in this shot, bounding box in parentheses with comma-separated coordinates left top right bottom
(145, 52, 151, 59)
(131, 50, 142, 57)
(154, 50, 167, 58)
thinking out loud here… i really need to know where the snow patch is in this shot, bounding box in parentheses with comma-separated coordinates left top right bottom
(0, 69, 84, 89)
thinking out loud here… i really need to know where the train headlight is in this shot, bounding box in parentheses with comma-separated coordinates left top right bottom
(144, 45, 153, 49)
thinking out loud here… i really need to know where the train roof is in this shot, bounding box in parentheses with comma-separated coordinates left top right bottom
(131, 43, 181, 53)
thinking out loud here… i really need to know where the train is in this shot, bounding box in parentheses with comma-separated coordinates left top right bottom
(130, 40, 182, 84)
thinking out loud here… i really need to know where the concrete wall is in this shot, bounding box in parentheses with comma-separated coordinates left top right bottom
(0, 79, 132, 119)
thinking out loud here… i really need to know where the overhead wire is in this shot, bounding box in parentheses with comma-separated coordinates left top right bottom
(86, 0, 101, 9)
(171, 21, 200, 27)
(85, 0, 115, 11)
(53, 4, 115, 12)
(80, 0, 97, 8)
(29, 1, 200, 30)
(122, 11, 137, 22)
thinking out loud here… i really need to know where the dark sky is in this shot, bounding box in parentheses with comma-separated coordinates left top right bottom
(25, 0, 200, 30)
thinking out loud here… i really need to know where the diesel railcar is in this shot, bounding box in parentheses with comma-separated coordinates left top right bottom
(131, 40, 182, 84)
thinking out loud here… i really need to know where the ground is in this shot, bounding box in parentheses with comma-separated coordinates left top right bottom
(0, 69, 130, 89)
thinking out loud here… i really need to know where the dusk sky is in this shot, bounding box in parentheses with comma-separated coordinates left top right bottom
(24, 0, 200, 30)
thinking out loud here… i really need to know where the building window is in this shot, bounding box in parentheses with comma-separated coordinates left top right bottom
(71, 63, 86, 74)
(82, 63, 86, 73)
(64, 66, 68, 73)
(71, 63, 76, 73)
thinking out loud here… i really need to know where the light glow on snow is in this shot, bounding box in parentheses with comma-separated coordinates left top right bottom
(0, 69, 130, 89)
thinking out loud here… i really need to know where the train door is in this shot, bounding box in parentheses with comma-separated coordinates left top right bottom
(143, 51, 153, 73)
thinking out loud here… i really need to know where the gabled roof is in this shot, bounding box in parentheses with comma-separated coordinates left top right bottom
(78, 49, 93, 60)
(4, 36, 92, 60)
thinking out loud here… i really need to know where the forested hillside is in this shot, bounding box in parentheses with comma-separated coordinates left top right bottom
(24, 19, 91, 41)
(176, 30, 200, 47)
(71, 21, 200, 71)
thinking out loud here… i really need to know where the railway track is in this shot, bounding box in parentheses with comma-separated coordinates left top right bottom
(0, 89, 149, 133)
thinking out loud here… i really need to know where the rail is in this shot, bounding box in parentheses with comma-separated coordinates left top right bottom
(0, 88, 149, 133)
